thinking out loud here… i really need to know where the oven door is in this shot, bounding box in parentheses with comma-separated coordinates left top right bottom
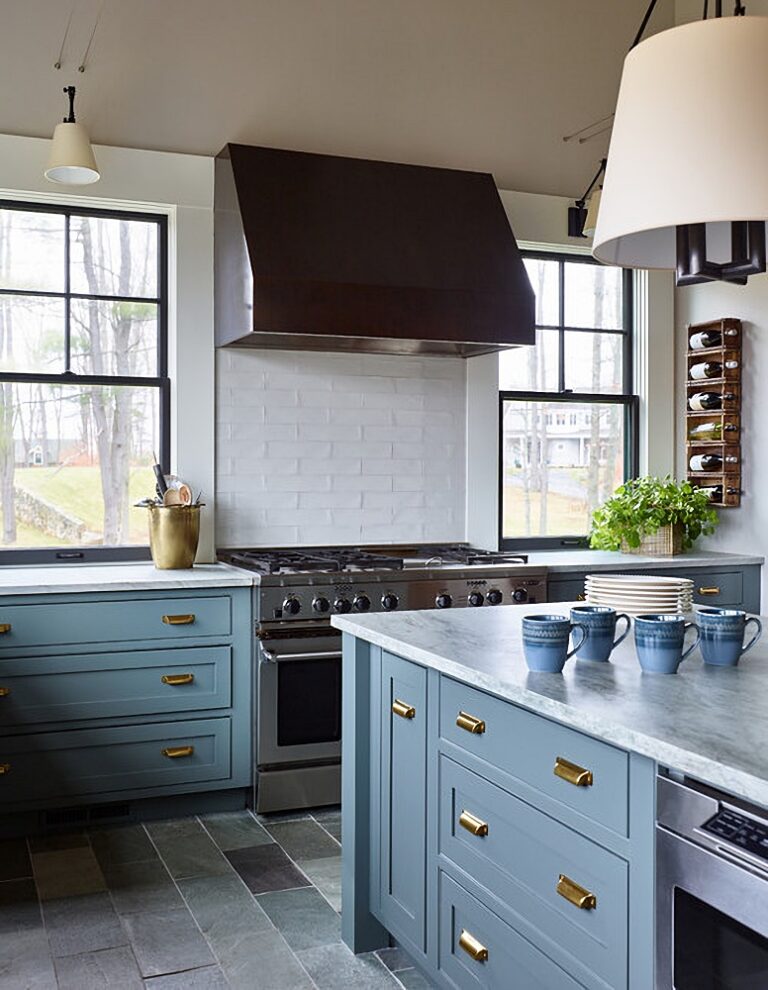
(656, 825, 768, 989)
(257, 636, 342, 768)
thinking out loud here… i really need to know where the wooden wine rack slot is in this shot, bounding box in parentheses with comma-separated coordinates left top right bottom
(685, 318, 742, 508)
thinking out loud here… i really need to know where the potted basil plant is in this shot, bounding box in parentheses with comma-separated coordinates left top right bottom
(589, 476, 719, 556)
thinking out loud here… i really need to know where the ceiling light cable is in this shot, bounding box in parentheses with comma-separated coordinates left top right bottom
(77, 0, 105, 73)
(579, 123, 613, 145)
(562, 113, 614, 143)
(53, 4, 75, 70)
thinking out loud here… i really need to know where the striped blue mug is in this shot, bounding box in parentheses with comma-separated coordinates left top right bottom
(697, 608, 762, 667)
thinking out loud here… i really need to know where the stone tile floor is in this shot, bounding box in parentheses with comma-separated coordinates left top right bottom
(0, 807, 436, 989)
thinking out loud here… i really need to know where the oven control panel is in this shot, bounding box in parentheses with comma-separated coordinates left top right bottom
(703, 809, 768, 862)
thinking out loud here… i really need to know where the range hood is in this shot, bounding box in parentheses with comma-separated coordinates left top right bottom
(214, 144, 534, 357)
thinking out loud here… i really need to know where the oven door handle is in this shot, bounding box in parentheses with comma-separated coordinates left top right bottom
(259, 647, 343, 664)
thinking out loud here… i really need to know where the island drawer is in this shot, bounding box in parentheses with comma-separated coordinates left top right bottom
(689, 571, 742, 606)
(438, 871, 584, 990)
(0, 718, 231, 803)
(440, 676, 629, 835)
(439, 755, 628, 989)
(0, 596, 232, 651)
(0, 646, 232, 725)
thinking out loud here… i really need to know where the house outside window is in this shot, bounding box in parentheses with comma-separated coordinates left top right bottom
(499, 252, 637, 549)
(0, 202, 169, 562)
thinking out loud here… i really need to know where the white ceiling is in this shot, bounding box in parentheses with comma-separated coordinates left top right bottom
(1, 0, 672, 198)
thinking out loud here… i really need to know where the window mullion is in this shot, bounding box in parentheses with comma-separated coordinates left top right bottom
(64, 213, 71, 373)
(558, 259, 566, 393)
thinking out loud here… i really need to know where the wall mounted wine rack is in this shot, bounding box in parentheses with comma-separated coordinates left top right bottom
(685, 317, 742, 508)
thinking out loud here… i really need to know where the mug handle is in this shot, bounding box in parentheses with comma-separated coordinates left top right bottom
(566, 623, 589, 660)
(741, 617, 763, 657)
(681, 622, 701, 662)
(612, 613, 632, 649)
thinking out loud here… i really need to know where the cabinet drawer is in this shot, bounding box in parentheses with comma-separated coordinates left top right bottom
(439, 755, 627, 989)
(439, 871, 583, 990)
(0, 718, 231, 802)
(547, 577, 587, 603)
(0, 596, 231, 650)
(440, 676, 629, 835)
(689, 571, 742, 606)
(0, 646, 232, 725)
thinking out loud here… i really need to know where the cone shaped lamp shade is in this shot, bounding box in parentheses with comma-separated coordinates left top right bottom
(583, 188, 602, 239)
(593, 16, 768, 271)
(45, 121, 100, 185)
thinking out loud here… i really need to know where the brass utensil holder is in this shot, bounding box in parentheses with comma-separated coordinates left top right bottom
(147, 505, 200, 570)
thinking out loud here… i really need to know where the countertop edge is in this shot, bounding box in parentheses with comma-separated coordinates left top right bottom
(0, 562, 255, 595)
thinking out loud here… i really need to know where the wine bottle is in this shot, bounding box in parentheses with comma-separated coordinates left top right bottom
(688, 421, 738, 441)
(689, 453, 738, 472)
(689, 328, 738, 350)
(688, 391, 736, 411)
(699, 484, 741, 501)
(689, 360, 739, 380)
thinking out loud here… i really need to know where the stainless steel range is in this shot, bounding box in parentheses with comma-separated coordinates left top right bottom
(218, 543, 547, 813)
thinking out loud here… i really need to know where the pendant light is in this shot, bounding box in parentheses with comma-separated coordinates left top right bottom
(593, 5, 768, 286)
(567, 159, 606, 239)
(45, 86, 100, 185)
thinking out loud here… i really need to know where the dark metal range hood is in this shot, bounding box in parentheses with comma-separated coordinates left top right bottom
(214, 144, 534, 357)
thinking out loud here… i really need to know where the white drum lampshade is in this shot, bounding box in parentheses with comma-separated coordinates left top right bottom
(593, 16, 768, 282)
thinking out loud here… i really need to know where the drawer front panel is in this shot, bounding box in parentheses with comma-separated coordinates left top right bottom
(440, 676, 629, 834)
(0, 719, 231, 801)
(689, 571, 742, 606)
(440, 755, 628, 989)
(0, 647, 232, 725)
(547, 577, 587, 603)
(439, 872, 583, 990)
(0, 597, 232, 650)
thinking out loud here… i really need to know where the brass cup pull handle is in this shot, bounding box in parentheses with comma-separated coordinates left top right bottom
(161, 673, 195, 686)
(162, 614, 196, 626)
(0, 763, 10, 775)
(459, 929, 488, 963)
(0, 624, 11, 634)
(392, 699, 416, 719)
(0, 688, 9, 698)
(554, 756, 593, 788)
(699, 587, 721, 596)
(162, 745, 194, 759)
(459, 810, 489, 837)
(557, 874, 597, 911)
(456, 711, 486, 735)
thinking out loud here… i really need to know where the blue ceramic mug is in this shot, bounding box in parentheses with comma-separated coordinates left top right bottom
(522, 614, 588, 673)
(570, 605, 631, 662)
(634, 614, 700, 674)
(697, 608, 762, 667)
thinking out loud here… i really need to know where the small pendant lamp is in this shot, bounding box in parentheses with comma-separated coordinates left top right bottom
(45, 86, 100, 185)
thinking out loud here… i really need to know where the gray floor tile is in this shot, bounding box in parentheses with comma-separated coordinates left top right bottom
(122, 907, 216, 978)
(218, 929, 314, 990)
(145, 819, 231, 880)
(310, 806, 341, 823)
(144, 965, 229, 989)
(0, 878, 43, 933)
(28, 833, 88, 853)
(297, 855, 342, 912)
(54, 945, 143, 989)
(199, 810, 274, 851)
(225, 843, 311, 895)
(89, 825, 158, 870)
(377, 946, 414, 972)
(104, 859, 184, 915)
(177, 873, 272, 957)
(266, 819, 341, 861)
(298, 943, 401, 990)
(32, 845, 107, 900)
(256, 810, 312, 825)
(0, 927, 56, 990)
(42, 892, 127, 958)
(257, 886, 340, 951)
(394, 968, 438, 989)
(0, 837, 32, 881)
(321, 819, 342, 843)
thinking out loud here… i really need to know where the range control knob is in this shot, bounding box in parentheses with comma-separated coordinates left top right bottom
(512, 588, 529, 604)
(333, 597, 352, 614)
(435, 593, 453, 609)
(468, 591, 484, 607)
(354, 595, 371, 612)
(282, 597, 301, 616)
(381, 593, 399, 611)
(487, 589, 504, 606)
(312, 596, 330, 614)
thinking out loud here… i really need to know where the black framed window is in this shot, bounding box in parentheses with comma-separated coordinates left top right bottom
(499, 252, 637, 550)
(0, 201, 169, 563)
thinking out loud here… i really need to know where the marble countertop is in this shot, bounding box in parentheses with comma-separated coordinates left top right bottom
(333, 602, 768, 807)
(528, 549, 763, 573)
(0, 562, 254, 596)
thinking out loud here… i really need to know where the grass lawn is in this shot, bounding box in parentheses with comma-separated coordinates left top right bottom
(502, 484, 590, 538)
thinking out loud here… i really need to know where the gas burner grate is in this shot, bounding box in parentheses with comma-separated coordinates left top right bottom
(219, 547, 405, 574)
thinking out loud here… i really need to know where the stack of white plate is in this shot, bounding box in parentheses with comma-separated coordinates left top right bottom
(584, 573, 694, 615)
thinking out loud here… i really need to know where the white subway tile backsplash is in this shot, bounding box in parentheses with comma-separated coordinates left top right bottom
(216, 348, 466, 545)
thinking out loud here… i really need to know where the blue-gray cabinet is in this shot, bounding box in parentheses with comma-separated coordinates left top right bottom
(0, 586, 251, 823)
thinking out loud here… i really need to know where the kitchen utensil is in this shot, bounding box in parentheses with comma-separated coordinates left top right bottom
(522, 614, 588, 673)
(697, 608, 763, 667)
(570, 605, 631, 662)
(634, 614, 700, 674)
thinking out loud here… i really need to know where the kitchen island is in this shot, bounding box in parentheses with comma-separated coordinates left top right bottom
(333, 602, 768, 989)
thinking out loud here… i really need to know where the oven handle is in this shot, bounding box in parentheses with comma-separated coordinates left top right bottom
(259, 646, 343, 664)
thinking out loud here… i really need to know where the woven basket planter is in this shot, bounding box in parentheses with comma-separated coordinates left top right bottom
(621, 523, 684, 557)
